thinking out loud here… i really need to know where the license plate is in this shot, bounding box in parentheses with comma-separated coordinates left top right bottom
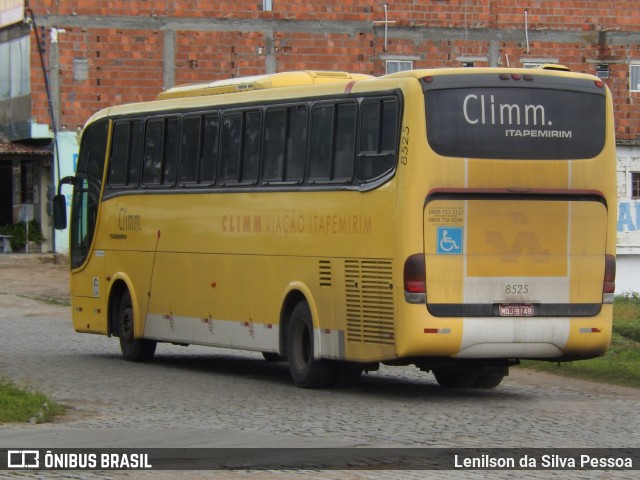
(499, 304, 534, 317)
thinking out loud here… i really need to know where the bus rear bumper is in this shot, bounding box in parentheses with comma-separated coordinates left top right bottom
(399, 312, 612, 360)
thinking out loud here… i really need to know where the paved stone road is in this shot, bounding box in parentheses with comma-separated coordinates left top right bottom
(0, 259, 638, 479)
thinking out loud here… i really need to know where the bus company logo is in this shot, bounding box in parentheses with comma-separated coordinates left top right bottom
(485, 231, 549, 263)
(462, 94, 572, 139)
(119, 208, 141, 231)
(7, 450, 39, 468)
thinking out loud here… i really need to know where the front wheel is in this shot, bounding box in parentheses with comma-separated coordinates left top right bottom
(287, 301, 336, 388)
(118, 290, 156, 362)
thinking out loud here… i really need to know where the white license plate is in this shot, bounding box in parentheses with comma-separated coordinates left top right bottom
(499, 304, 534, 317)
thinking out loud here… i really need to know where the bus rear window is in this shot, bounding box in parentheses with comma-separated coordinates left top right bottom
(425, 87, 606, 160)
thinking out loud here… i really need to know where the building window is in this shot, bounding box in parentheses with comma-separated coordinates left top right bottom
(386, 60, 413, 74)
(632, 172, 640, 198)
(263, 0, 273, 11)
(0, 36, 30, 99)
(596, 64, 610, 79)
(630, 65, 640, 92)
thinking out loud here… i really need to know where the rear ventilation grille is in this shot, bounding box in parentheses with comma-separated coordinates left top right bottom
(319, 260, 332, 287)
(345, 259, 395, 345)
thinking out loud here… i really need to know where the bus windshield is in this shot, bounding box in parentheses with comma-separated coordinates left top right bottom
(424, 76, 606, 160)
(70, 120, 108, 269)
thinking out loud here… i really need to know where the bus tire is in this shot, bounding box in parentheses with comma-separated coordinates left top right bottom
(118, 290, 156, 362)
(471, 374, 505, 389)
(432, 367, 478, 389)
(287, 301, 336, 388)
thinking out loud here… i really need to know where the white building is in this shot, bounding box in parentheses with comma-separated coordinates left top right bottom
(616, 146, 640, 294)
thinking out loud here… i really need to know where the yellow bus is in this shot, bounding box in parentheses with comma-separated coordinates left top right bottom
(54, 67, 617, 389)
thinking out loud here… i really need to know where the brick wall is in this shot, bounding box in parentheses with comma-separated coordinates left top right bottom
(25, 1, 640, 141)
(30, 1, 640, 28)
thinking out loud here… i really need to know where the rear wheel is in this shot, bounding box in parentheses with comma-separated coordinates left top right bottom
(287, 301, 336, 388)
(432, 367, 478, 389)
(118, 290, 156, 362)
(471, 374, 505, 389)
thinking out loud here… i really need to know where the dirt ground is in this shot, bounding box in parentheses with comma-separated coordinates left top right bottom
(0, 254, 70, 304)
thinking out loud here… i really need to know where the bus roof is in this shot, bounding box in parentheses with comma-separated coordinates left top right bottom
(157, 70, 374, 100)
(84, 66, 597, 129)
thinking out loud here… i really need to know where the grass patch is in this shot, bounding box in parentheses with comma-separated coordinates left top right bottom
(521, 294, 640, 388)
(0, 379, 65, 423)
(16, 293, 71, 307)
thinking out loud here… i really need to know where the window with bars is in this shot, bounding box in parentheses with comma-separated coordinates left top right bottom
(632, 172, 640, 198)
(385, 60, 413, 74)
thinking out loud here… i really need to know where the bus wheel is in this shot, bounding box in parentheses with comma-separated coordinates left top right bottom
(287, 301, 336, 388)
(118, 290, 156, 362)
(471, 374, 505, 389)
(432, 367, 478, 389)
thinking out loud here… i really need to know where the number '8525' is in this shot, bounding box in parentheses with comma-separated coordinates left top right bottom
(505, 284, 529, 294)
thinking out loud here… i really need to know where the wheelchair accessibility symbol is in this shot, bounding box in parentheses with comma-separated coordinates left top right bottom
(436, 227, 463, 255)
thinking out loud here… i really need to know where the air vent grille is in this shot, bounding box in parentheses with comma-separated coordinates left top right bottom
(319, 260, 332, 287)
(345, 259, 395, 345)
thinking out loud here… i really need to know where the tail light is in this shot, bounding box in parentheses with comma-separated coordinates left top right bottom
(404, 254, 426, 304)
(603, 254, 616, 304)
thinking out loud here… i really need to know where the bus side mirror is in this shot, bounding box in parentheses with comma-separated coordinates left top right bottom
(53, 195, 67, 230)
(53, 176, 76, 230)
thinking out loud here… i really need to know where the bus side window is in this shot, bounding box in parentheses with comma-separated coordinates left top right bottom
(109, 122, 130, 186)
(333, 103, 356, 182)
(242, 110, 261, 184)
(309, 104, 334, 182)
(309, 102, 355, 184)
(286, 106, 307, 182)
(163, 117, 180, 186)
(357, 98, 398, 182)
(200, 113, 219, 185)
(380, 99, 399, 153)
(128, 121, 143, 186)
(359, 101, 379, 153)
(220, 112, 242, 183)
(263, 108, 287, 182)
(263, 105, 307, 184)
(143, 118, 164, 185)
(179, 115, 201, 184)
(109, 120, 144, 188)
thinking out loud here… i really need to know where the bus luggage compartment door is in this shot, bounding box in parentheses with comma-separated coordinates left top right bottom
(423, 194, 608, 319)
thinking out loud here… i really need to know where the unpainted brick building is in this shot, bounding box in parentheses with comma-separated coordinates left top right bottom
(1, 1, 640, 290)
(17, 1, 640, 141)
